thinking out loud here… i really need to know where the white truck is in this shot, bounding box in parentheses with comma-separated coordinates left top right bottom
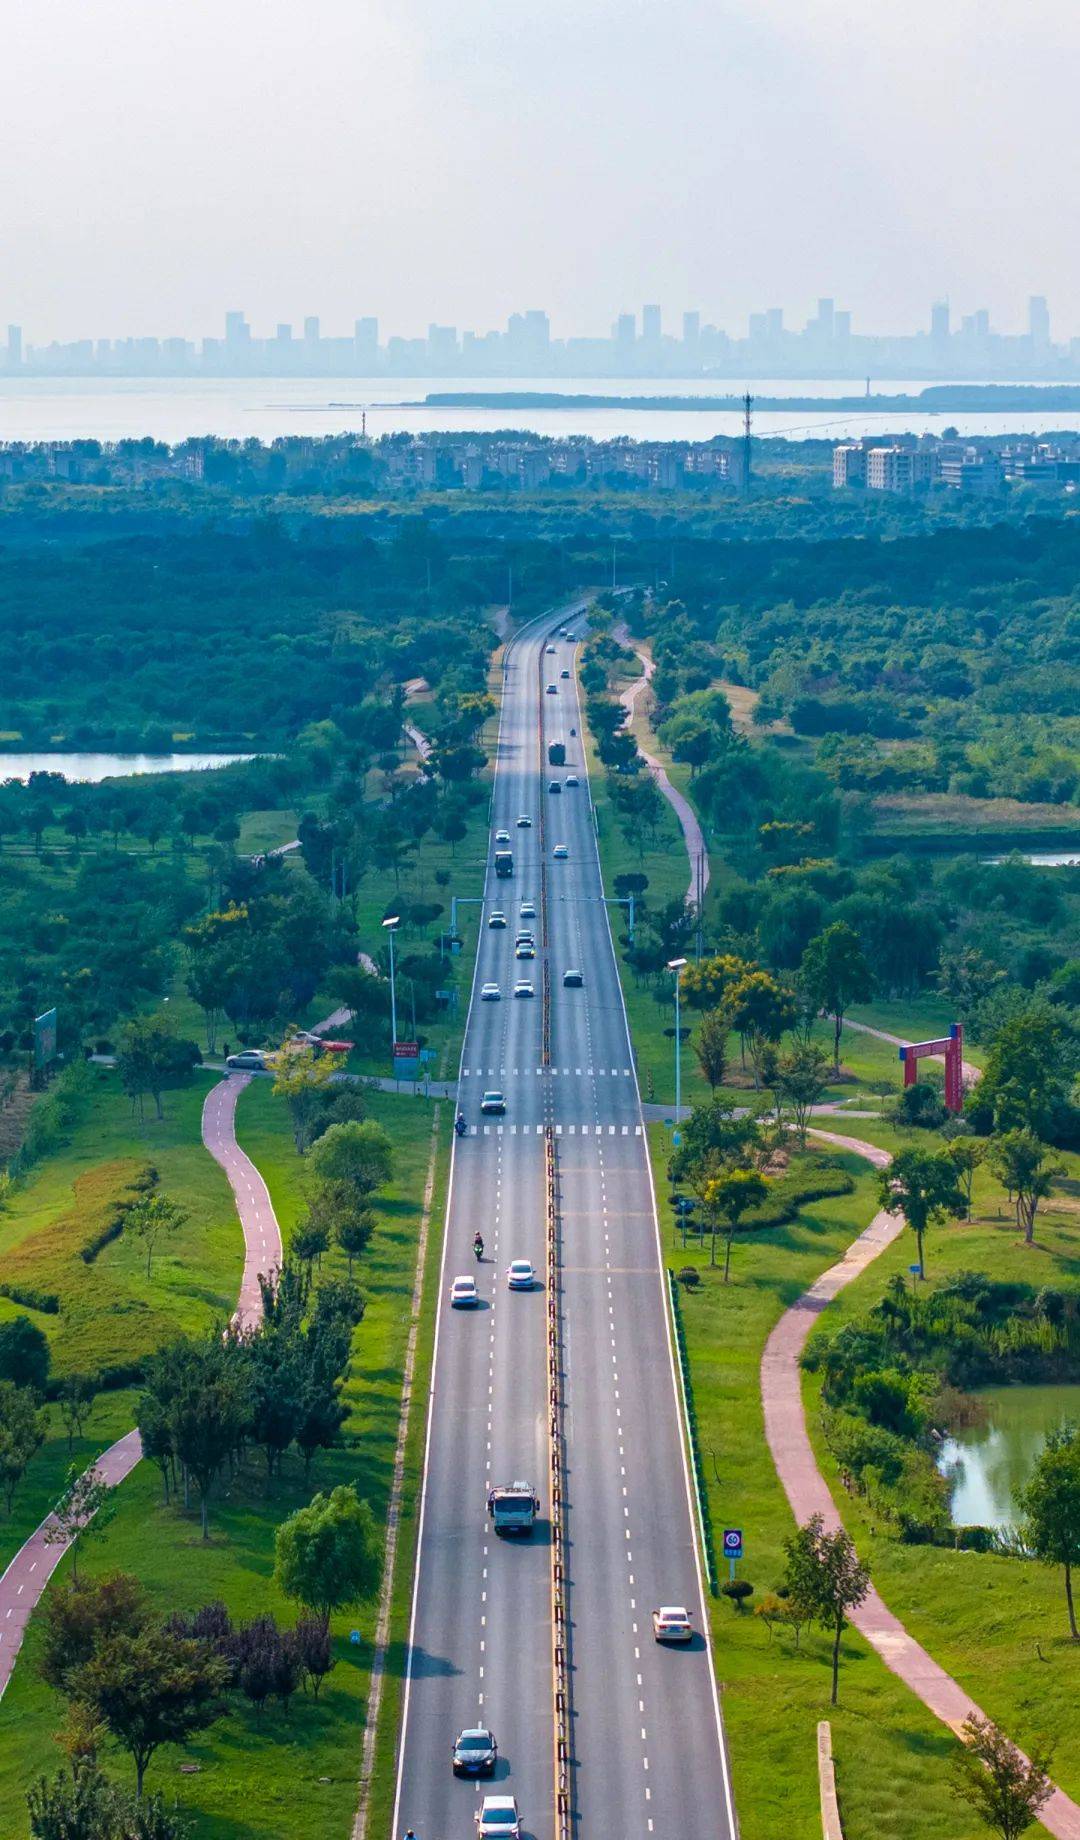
(487, 1481, 540, 1536)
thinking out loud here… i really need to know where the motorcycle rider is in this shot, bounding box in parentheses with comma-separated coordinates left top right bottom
(473, 1232, 484, 1260)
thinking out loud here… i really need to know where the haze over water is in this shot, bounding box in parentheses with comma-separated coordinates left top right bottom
(5, 376, 1080, 447)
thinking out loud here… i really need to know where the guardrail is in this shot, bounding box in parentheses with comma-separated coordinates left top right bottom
(546, 1126, 572, 1838)
(666, 1270, 719, 1596)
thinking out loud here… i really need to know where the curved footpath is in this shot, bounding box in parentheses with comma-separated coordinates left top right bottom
(762, 1126, 1080, 1840)
(614, 627, 709, 907)
(0, 1072, 279, 1698)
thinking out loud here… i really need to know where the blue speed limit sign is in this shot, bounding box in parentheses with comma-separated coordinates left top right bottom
(723, 1528, 743, 1560)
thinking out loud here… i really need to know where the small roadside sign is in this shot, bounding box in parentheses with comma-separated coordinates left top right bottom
(723, 1528, 743, 1560)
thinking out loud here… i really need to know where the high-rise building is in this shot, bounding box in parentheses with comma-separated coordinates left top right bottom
(642, 304, 661, 342)
(614, 312, 635, 346)
(766, 308, 784, 338)
(304, 316, 321, 345)
(224, 310, 249, 348)
(1029, 295, 1051, 353)
(6, 325, 21, 368)
(930, 300, 950, 344)
(834, 310, 851, 340)
(354, 317, 379, 368)
(427, 324, 459, 367)
(682, 310, 700, 350)
(275, 323, 293, 343)
(816, 298, 835, 339)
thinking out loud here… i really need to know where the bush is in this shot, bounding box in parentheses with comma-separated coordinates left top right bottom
(0, 1283, 60, 1316)
(721, 1579, 754, 1610)
(892, 1080, 948, 1131)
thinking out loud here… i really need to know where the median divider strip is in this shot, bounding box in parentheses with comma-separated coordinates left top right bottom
(666, 1269, 719, 1597)
(546, 1124, 572, 1840)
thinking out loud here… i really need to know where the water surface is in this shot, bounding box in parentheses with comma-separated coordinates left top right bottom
(0, 751, 258, 784)
(939, 1385, 1080, 1528)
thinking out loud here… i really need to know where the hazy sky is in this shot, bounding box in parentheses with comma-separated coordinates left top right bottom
(4, 0, 1079, 343)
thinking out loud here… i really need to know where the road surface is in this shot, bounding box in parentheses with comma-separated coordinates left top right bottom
(393, 606, 734, 1839)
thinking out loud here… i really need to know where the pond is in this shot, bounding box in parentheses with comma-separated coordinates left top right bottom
(938, 1385, 1080, 1529)
(982, 852, 1080, 867)
(0, 752, 260, 784)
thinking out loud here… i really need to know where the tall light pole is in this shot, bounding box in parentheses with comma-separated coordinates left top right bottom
(383, 915, 400, 1055)
(669, 957, 687, 1121)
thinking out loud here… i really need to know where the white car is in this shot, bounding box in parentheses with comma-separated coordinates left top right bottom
(450, 1275, 479, 1309)
(487, 911, 507, 929)
(480, 982, 501, 1001)
(545, 644, 556, 654)
(566, 774, 580, 787)
(652, 1604, 693, 1643)
(507, 1258, 535, 1290)
(516, 814, 532, 827)
(476, 1796, 521, 1837)
(552, 844, 569, 860)
(495, 828, 510, 844)
(545, 683, 557, 695)
(513, 980, 535, 998)
(519, 900, 536, 919)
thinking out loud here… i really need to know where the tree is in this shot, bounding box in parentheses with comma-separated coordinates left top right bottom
(331, 1201, 375, 1277)
(0, 1378, 47, 1512)
(45, 1463, 115, 1582)
(668, 1096, 761, 1189)
(799, 922, 874, 1071)
(704, 1167, 769, 1280)
(693, 1008, 730, 1091)
(877, 1147, 966, 1279)
(781, 1512, 870, 1705)
(951, 1713, 1054, 1840)
(966, 1001, 1079, 1143)
(267, 1037, 345, 1154)
(115, 1014, 178, 1123)
(942, 1134, 985, 1219)
(307, 1119, 393, 1200)
(166, 1342, 251, 1539)
(680, 953, 753, 1012)
(724, 970, 796, 1086)
(987, 1130, 1064, 1245)
(292, 1613, 335, 1698)
(59, 1376, 97, 1451)
(274, 1484, 381, 1627)
(1018, 1425, 1080, 1640)
(774, 1042, 832, 1147)
(125, 1194, 187, 1280)
(0, 1314, 51, 1391)
(75, 1625, 230, 1795)
(40, 1573, 150, 1695)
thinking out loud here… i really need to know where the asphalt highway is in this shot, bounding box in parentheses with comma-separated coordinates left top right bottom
(394, 604, 734, 1840)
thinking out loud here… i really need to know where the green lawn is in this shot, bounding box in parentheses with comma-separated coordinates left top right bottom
(0, 1079, 447, 1840)
(649, 1123, 991, 1839)
(803, 1150, 1080, 1810)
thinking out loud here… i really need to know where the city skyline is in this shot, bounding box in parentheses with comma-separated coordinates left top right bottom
(5, 294, 1080, 382)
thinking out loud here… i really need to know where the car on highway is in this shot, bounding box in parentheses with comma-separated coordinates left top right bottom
(516, 814, 532, 827)
(449, 1275, 480, 1309)
(480, 1090, 506, 1114)
(562, 968, 584, 987)
(566, 773, 580, 787)
(475, 1795, 521, 1836)
(495, 828, 510, 844)
(652, 1605, 693, 1643)
(560, 667, 570, 678)
(507, 1258, 535, 1290)
(515, 940, 535, 959)
(513, 980, 535, 998)
(552, 843, 569, 860)
(452, 1726, 498, 1777)
(545, 682, 557, 694)
(545, 643, 556, 654)
(225, 1050, 267, 1072)
(547, 779, 562, 793)
(519, 900, 536, 918)
(480, 982, 501, 1001)
(487, 911, 507, 929)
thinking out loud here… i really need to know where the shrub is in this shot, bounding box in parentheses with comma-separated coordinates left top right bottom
(721, 1580, 754, 1610)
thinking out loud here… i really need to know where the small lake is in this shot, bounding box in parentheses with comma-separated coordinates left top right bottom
(0, 752, 260, 785)
(982, 852, 1080, 867)
(938, 1385, 1080, 1528)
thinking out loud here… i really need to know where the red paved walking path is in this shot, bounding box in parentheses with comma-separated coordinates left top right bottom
(0, 1072, 280, 1699)
(762, 1126, 1080, 1838)
(614, 629, 709, 907)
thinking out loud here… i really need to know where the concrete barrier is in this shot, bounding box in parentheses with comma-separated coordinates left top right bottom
(818, 1721, 844, 1840)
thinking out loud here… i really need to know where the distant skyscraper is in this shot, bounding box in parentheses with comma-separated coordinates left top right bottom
(815, 297, 835, 339)
(275, 323, 292, 342)
(614, 312, 635, 345)
(834, 310, 851, 340)
(930, 301, 950, 344)
(354, 317, 379, 367)
(682, 310, 700, 349)
(766, 308, 784, 338)
(224, 310, 249, 348)
(1029, 295, 1051, 352)
(6, 325, 21, 368)
(642, 304, 661, 342)
(304, 316, 321, 345)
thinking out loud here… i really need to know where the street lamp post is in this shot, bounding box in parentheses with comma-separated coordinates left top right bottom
(383, 916, 400, 1056)
(669, 957, 687, 1121)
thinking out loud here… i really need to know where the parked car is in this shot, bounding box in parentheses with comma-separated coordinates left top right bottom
(226, 1050, 266, 1072)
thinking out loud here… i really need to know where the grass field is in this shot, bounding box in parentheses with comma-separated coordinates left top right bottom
(802, 1148, 1080, 1810)
(0, 1080, 447, 1840)
(649, 1125, 985, 1840)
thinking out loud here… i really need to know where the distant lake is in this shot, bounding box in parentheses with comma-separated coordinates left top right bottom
(6, 374, 1080, 443)
(0, 752, 259, 784)
(939, 1385, 1080, 1528)
(983, 852, 1080, 867)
